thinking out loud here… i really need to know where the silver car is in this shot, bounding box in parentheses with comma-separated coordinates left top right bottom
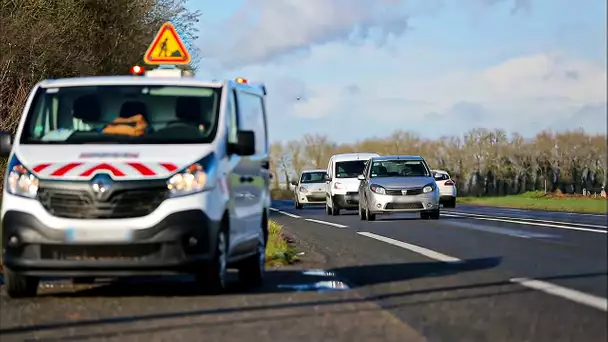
(292, 169, 327, 209)
(357, 156, 440, 220)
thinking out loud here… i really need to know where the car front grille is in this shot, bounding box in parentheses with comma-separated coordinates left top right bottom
(37, 187, 168, 219)
(385, 188, 424, 196)
(385, 202, 424, 210)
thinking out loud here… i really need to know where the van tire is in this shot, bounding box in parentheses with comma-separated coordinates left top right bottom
(4, 268, 39, 298)
(238, 219, 267, 288)
(196, 229, 228, 294)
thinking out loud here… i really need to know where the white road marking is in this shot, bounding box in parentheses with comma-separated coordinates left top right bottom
(448, 211, 607, 229)
(305, 218, 348, 228)
(445, 213, 607, 234)
(270, 208, 301, 218)
(357, 232, 462, 263)
(510, 277, 608, 312)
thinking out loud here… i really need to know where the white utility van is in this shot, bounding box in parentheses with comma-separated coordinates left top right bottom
(0, 68, 271, 298)
(324, 153, 379, 215)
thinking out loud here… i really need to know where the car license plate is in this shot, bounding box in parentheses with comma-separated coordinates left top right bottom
(66, 228, 133, 243)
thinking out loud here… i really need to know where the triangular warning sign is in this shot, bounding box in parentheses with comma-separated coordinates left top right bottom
(144, 22, 191, 65)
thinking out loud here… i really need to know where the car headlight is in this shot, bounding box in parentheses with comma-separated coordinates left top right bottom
(423, 183, 435, 193)
(6, 157, 39, 199)
(167, 154, 216, 198)
(299, 186, 308, 193)
(370, 184, 386, 195)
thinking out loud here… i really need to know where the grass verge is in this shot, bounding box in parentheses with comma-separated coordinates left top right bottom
(0, 220, 297, 273)
(458, 191, 607, 214)
(266, 220, 298, 266)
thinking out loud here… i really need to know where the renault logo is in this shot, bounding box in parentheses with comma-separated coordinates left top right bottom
(90, 174, 113, 200)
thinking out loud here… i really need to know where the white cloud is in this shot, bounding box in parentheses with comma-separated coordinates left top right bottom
(262, 46, 606, 139)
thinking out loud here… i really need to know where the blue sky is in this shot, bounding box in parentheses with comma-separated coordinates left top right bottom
(187, 0, 606, 143)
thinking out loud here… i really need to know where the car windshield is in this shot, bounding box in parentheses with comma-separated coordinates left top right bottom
(300, 171, 326, 183)
(19, 85, 221, 145)
(370, 160, 431, 178)
(335, 160, 367, 178)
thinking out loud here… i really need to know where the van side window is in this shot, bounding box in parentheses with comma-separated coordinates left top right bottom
(227, 90, 238, 144)
(235, 91, 267, 153)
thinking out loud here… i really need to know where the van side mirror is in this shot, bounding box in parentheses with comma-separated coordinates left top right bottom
(324, 174, 331, 182)
(0, 131, 12, 157)
(357, 174, 365, 181)
(231, 130, 255, 156)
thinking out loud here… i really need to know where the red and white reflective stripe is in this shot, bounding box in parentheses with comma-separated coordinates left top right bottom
(31, 162, 178, 178)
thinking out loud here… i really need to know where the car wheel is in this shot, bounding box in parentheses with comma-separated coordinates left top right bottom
(295, 200, 303, 209)
(325, 203, 331, 215)
(420, 212, 429, 220)
(196, 229, 228, 294)
(365, 207, 376, 221)
(3, 267, 39, 298)
(238, 220, 266, 288)
(429, 209, 440, 220)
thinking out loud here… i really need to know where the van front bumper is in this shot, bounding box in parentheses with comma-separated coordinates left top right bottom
(1, 210, 221, 277)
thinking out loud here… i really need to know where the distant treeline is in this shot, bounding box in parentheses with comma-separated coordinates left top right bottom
(270, 129, 607, 197)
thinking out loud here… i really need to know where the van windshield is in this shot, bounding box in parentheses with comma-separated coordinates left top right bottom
(19, 85, 221, 145)
(335, 160, 367, 178)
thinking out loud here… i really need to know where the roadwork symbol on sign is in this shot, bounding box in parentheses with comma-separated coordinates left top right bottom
(144, 22, 191, 65)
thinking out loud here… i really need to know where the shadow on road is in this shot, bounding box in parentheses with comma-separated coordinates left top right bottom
(1, 262, 604, 340)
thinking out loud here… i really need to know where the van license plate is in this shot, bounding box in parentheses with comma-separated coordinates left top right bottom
(66, 228, 133, 242)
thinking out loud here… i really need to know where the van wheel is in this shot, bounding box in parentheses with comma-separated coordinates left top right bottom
(238, 220, 266, 288)
(4, 268, 39, 298)
(331, 206, 340, 216)
(196, 230, 228, 294)
(359, 203, 367, 220)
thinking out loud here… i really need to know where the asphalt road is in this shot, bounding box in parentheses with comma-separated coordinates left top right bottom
(1, 201, 606, 341)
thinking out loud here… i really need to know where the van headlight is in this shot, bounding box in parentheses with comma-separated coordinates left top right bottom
(6, 158, 39, 199)
(423, 184, 435, 193)
(167, 154, 216, 197)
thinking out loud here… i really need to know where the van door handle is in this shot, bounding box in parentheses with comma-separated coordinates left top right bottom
(240, 176, 254, 183)
(261, 161, 269, 169)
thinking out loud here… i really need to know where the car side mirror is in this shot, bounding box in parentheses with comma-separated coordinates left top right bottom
(231, 130, 255, 156)
(357, 174, 365, 181)
(290, 181, 298, 186)
(433, 173, 442, 180)
(324, 174, 331, 182)
(0, 131, 12, 157)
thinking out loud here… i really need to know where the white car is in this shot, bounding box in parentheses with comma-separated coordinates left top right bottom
(292, 169, 327, 209)
(324, 152, 380, 215)
(432, 169, 457, 208)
